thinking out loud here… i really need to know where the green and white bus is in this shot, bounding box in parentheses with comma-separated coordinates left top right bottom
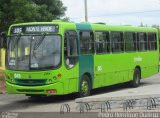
(5, 20, 159, 97)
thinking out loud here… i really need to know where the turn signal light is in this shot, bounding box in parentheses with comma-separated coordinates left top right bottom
(46, 89, 57, 94)
(57, 73, 62, 78)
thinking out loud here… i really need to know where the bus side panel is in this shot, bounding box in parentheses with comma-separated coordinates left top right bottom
(94, 54, 127, 88)
(65, 64, 79, 94)
(139, 51, 159, 79)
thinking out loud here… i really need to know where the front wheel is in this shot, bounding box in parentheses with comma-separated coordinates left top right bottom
(130, 68, 141, 87)
(79, 75, 91, 97)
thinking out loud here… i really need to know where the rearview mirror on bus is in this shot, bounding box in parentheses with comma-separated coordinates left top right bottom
(0, 32, 7, 48)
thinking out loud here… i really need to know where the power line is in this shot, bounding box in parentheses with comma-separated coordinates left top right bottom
(70, 9, 160, 20)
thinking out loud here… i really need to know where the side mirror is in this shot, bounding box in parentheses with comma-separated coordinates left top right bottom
(0, 32, 7, 48)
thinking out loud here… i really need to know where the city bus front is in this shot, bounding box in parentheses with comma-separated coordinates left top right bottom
(5, 24, 64, 95)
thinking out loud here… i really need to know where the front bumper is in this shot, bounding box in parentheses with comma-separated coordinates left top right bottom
(6, 81, 64, 95)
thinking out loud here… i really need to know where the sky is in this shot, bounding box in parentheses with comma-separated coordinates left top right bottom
(62, 0, 160, 26)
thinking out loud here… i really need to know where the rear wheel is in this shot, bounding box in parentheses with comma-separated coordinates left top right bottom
(130, 68, 141, 87)
(79, 75, 91, 97)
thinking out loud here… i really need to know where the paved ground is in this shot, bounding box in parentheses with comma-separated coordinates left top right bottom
(0, 94, 78, 112)
(0, 73, 160, 113)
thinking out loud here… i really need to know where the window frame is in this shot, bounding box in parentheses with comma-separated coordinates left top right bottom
(147, 32, 157, 51)
(124, 32, 137, 52)
(111, 31, 124, 53)
(95, 31, 110, 54)
(137, 32, 147, 52)
(79, 30, 94, 55)
(64, 30, 79, 69)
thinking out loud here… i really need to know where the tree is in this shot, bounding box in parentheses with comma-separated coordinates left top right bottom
(32, 0, 66, 20)
(0, 0, 67, 32)
(152, 24, 160, 29)
(139, 22, 147, 27)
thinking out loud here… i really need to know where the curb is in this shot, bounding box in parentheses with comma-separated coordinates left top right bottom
(76, 94, 160, 103)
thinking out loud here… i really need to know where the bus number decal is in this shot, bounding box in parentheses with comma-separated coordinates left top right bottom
(134, 56, 142, 62)
(97, 66, 102, 72)
(13, 27, 22, 34)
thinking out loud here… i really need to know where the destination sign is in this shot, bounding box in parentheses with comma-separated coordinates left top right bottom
(25, 26, 56, 33)
(11, 25, 58, 34)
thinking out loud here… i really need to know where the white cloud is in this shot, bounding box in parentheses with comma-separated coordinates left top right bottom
(62, 0, 160, 26)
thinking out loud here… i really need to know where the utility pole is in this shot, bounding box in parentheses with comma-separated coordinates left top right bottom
(84, 0, 88, 22)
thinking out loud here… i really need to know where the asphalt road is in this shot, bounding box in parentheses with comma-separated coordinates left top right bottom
(0, 73, 160, 112)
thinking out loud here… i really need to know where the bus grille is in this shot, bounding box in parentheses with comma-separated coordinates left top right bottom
(17, 89, 44, 92)
(15, 79, 46, 86)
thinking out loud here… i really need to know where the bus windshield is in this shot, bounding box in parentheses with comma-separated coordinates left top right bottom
(7, 35, 61, 71)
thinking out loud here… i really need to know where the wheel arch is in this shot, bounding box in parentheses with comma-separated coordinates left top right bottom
(81, 72, 93, 89)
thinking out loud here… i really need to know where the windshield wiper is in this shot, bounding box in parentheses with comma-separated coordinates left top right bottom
(33, 33, 46, 50)
(31, 33, 46, 66)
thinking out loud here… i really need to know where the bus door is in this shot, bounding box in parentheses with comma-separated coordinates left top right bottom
(76, 23, 94, 91)
(64, 30, 79, 93)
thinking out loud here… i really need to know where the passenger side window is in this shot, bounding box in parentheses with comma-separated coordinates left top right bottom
(111, 32, 124, 53)
(95, 31, 110, 54)
(64, 31, 78, 69)
(137, 32, 147, 51)
(148, 33, 157, 50)
(80, 31, 94, 55)
(124, 32, 137, 52)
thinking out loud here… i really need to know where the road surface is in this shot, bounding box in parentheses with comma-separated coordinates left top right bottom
(0, 73, 160, 112)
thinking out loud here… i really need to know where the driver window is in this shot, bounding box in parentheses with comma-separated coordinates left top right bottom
(64, 30, 78, 69)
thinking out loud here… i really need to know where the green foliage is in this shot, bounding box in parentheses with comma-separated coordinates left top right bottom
(0, 0, 67, 32)
(139, 22, 147, 27)
(152, 24, 160, 29)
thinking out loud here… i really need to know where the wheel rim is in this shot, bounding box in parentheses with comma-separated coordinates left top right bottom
(81, 80, 89, 96)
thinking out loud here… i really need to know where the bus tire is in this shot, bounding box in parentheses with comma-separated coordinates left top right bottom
(130, 68, 141, 87)
(79, 75, 91, 97)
